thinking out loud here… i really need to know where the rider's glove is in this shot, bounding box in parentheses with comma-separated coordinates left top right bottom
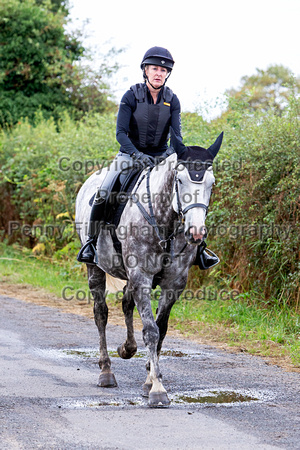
(131, 151, 155, 169)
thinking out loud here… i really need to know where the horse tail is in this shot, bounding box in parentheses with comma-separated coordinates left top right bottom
(106, 274, 126, 294)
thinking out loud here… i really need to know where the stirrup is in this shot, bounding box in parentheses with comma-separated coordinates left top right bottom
(196, 248, 220, 270)
(77, 239, 98, 265)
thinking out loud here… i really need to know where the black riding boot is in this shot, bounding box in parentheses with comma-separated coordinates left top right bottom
(77, 200, 106, 264)
(195, 244, 220, 270)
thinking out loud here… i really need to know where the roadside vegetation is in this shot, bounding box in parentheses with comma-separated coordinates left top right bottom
(1, 242, 299, 368)
(0, 0, 299, 369)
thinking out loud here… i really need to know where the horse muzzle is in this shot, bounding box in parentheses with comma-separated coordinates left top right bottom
(184, 225, 207, 244)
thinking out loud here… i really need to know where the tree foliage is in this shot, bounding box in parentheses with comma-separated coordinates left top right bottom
(33, 0, 70, 14)
(226, 65, 300, 115)
(0, 0, 120, 126)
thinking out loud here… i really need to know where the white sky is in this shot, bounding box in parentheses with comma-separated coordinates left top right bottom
(69, 0, 300, 116)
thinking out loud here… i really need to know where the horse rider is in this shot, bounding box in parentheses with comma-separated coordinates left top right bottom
(77, 46, 219, 270)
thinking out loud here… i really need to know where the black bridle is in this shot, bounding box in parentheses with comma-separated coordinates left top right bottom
(173, 169, 209, 221)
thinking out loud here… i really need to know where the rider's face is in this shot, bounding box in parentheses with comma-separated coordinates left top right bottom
(145, 65, 168, 89)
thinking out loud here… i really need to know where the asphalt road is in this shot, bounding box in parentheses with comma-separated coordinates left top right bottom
(0, 295, 299, 449)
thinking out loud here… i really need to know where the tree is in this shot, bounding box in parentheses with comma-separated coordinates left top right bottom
(0, 0, 120, 126)
(33, 0, 69, 14)
(67, 46, 123, 118)
(0, 0, 84, 125)
(226, 65, 300, 115)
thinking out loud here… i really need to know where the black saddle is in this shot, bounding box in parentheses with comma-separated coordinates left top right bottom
(89, 168, 142, 223)
(89, 167, 144, 255)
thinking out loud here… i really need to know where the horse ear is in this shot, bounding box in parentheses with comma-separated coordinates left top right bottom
(208, 132, 224, 159)
(170, 127, 186, 156)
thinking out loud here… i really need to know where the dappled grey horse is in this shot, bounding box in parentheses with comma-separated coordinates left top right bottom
(75, 131, 223, 406)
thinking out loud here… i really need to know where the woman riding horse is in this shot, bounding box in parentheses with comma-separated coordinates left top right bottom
(77, 46, 218, 269)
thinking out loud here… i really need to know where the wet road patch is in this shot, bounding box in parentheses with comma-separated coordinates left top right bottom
(33, 346, 275, 409)
(58, 397, 145, 409)
(170, 389, 263, 405)
(35, 346, 212, 360)
(55, 388, 273, 410)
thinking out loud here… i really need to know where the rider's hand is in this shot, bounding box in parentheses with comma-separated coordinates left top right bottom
(132, 151, 155, 169)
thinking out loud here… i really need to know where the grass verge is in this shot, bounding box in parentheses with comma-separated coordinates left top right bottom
(0, 242, 89, 299)
(0, 242, 299, 371)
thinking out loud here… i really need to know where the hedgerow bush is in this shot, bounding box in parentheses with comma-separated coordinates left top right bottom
(205, 95, 300, 306)
(1, 96, 299, 305)
(0, 112, 118, 249)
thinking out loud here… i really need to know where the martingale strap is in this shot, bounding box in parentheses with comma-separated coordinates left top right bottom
(131, 168, 207, 262)
(131, 168, 183, 259)
(132, 168, 168, 244)
(129, 161, 211, 263)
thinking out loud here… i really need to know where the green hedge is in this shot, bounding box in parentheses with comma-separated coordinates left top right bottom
(1, 97, 299, 305)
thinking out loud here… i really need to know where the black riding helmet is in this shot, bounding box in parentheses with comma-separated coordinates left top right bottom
(141, 46, 174, 89)
(141, 46, 175, 71)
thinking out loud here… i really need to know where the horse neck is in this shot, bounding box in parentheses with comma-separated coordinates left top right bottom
(149, 155, 177, 224)
(150, 154, 176, 197)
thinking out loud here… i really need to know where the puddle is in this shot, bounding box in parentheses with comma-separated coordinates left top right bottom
(63, 349, 99, 358)
(108, 350, 147, 359)
(171, 389, 273, 406)
(161, 350, 189, 358)
(160, 349, 210, 359)
(35, 347, 208, 360)
(62, 348, 148, 359)
(56, 388, 272, 410)
(58, 397, 145, 409)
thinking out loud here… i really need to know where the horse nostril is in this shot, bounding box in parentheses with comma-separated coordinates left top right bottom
(200, 226, 207, 238)
(184, 230, 193, 241)
(184, 225, 207, 244)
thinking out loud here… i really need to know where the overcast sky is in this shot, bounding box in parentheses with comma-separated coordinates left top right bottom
(69, 0, 300, 116)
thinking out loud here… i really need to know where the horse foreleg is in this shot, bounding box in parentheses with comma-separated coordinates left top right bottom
(156, 284, 184, 356)
(143, 281, 185, 398)
(142, 360, 152, 398)
(129, 279, 170, 407)
(117, 285, 137, 359)
(88, 264, 117, 388)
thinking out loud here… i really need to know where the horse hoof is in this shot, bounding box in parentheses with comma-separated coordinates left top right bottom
(148, 392, 170, 407)
(97, 372, 118, 388)
(117, 343, 137, 360)
(142, 382, 152, 398)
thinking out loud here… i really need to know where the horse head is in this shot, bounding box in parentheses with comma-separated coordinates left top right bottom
(170, 129, 223, 245)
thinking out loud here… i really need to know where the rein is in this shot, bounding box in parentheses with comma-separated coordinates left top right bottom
(131, 165, 208, 262)
(131, 169, 180, 252)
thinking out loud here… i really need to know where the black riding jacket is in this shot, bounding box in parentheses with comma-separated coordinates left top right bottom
(116, 83, 182, 156)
